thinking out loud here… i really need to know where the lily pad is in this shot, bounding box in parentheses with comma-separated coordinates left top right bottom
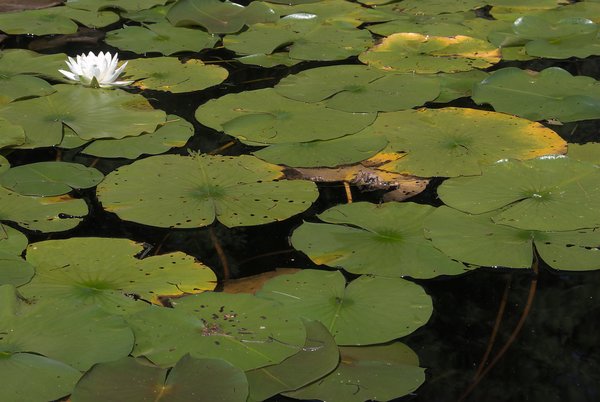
(105, 23, 218, 56)
(0, 6, 119, 35)
(567, 143, 600, 165)
(66, 0, 169, 12)
(275, 65, 440, 112)
(97, 154, 319, 228)
(0, 49, 68, 82)
(433, 70, 489, 103)
(82, 114, 194, 159)
(0, 118, 25, 149)
(195, 88, 376, 145)
(246, 320, 339, 401)
(0, 84, 166, 148)
(257, 269, 433, 345)
(383, 0, 485, 14)
(472, 67, 600, 122)
(126, 57, 228, 93)
(0, 75, 55, 105)
(253, 130, 388, 168)
(20, 237, 217, 314)
(425, 206, 600, 270)
(367, 12, 480, 38)
(167, 0, 279, 34)
(0, 187, 87, 232)
(0, 161, 103, 196)
(438, 156, 600, 231)
(70, 355, 249, 402)
(359, 33, 500, 73)
(284, 343, 425, 402)
(236, 53, 302, 67)
(291, 202, 467, 278)
(127, 291, 307, 369)
(361, 107, 567, 177)
(0, 224, 34, 286)
(0, 284, 134, 371)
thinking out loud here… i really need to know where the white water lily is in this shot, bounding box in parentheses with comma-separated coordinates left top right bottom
(59, 51, 132, 88)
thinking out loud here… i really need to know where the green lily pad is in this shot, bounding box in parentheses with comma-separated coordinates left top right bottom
(126, 57, 228, 93)
(236, 53, 302, 67)
(167, 0, 278, 34)
(472, 67, 600, 122)
(0, 49, 68, 82)
(359, 33, 501, 73)
(0, 161, 103, 196)
(361, 107, 567, 177)
(121, 3, 173, 23)
(70, 355, 248, 402)
(82, 115, 194, 159)
(433, 70, 489, 103)
(257, 269, 433, 345)
(0, 118, 25, 149)
(269, 0, 393, 25)
(66, 0, 169, 12)
(525, 34, 600, 59)
(438, 156, 600, 231)
(223, 18, 373, 62)
(0, 225, 34, 286)
(513, 15, 598, 41)
(425, 206, 600, 270)
(0, 352, 81, 402)
(127, 291, 307, 369)
(97, 154, 319, 228)
(382, 0, 485, 14)
(0, 156, 8, 174)
(0, 75, 55, 105)
(0, 187, 87, 232)
(0, 224, 27, 255)
(105, 23, 218, 56)
(275, 65, 440, 112)
(195, 88, 376, 145)
(0, 6, 118, 35)
(367, 12, 480, 38)
(0, 284, 133, 371)
(0, 84, 166, 148)
(284, 343, 425, 402)
(246, 320, 339, 401)
(253, 130, 388, 168)
(291, 202, 467, 278)
(567, 143, 600, 165)
(20, 237, 217, 314)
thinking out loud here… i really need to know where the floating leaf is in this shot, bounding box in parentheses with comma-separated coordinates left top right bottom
(0, 75, 55, 105)
(257, 269, 433, 345)
(246, 319, 339, 401)
(0, 118, 25, 149)
(0, 0, 63, 12)
(0, 84, 166, 148)
(0, 188, 87, 232)
(382, 0, 486, 14)
(82, 114, 194, 159)
(66, 0, 170, 12)
(275, 65, 440, 112)
(195, 88, 376, 145)
(291, 202, 467, 278)
(0, 284, 134, 371)
(20, 237, 217, 314)
(284, 343, 425, 402)
(105, 23, 218, 56)
(438, 157, 600, 231)
(127, 291, 307, 369)
(71, 355, 249, 402)
(359, 33, 500, 73)
(236, 53, 302, 67)
(433, 70, 489, 103)
(425, 206, 600, 270)
(98, 154, 318, 228)
(0, 161, 103, 196)
(0, 225, 33, 286)
(567, 143, 600, 165)
(167, 0, 278, 34)
(126, 57, 228, 93)
(0, 49, 68, 81)
(361, 107, 566, 177)
(367, 12, 480, 38)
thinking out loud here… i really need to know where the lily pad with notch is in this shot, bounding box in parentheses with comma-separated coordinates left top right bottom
(70, 355, 248, 402)
(0, 49, 68, 82)
(97, 154, 319, 228)
(256, 269, 432, 345)
(126, 57, 228, 93)
(19, 237, 216, 314)
(66, 0, 170, 12)
(0, 224, 34, 286)
(438, 156, 600, 231)
(0, 118, 25, 149)
(127, 291, 307, 370)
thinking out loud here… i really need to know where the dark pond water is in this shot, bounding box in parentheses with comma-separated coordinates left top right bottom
(3, 13, 600, 402)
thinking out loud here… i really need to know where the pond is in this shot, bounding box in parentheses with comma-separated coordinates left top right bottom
(0, 0, 599, 401)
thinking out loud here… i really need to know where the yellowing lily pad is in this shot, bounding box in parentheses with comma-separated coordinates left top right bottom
(256, 269, 433, 344)
(127, 291, 307, 369)
(359, 33, 500, 73)
(472, 67, 600, 122)
(362, 107, 566, 177)
(105, 23, 218, 56)
(195, 88, 376, 145)
(291, 202, 467, 278)
(20, 237, 217, 314)
(438, 157, 600, 231)
(126, 57, 228, 93)
(97, 154, 319, 228)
